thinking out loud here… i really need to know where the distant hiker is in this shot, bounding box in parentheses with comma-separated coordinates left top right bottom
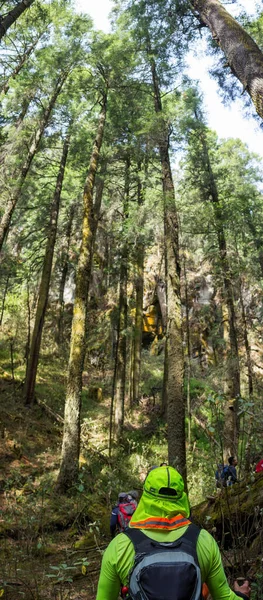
(127, 490, 139, 505)
(110, 492, 137, 538)
(228, 456, 238, 484)
(215, 457, 238, 488)
(97, 466, 251, 600)
(255, 458, 263, 473)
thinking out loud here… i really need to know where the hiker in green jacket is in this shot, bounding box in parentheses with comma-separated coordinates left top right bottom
(96, 466, 251, 600)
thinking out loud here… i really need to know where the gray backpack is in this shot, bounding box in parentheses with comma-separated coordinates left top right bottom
(123, 523, 202, 600)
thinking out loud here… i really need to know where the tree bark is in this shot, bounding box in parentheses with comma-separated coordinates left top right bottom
(198, 125, 240, 454)
(114, 155, 130, 439)
(0, 71, 68, 252)
(244, 208, 263, 279)
(239, 279, 253, 397)
(155, 276, 167, 330)
(0, 0, 35, 40)
(191, 0, 263, 119)
(114, 264, 128, 439)
(23, 130, 71, 405)
(132, 244, 144, 405)
(0, 274, 9, 326)
(131, 161, 144, 406)
(149, 52, 186, 479)
(56, 93, 107, 492)
(183, 253, 192, 446)
(56, 205, 75, 345)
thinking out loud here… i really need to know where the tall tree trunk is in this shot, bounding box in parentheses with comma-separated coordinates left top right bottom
(25, 278, 31, 371)
(198, 125, 240, 454)
(239, 279, 253, 397)
(237, 277, 253, 473)
(191, 0, 263, 119)
(114, 155, 130, 439)
(244, 208, 263, 278)
(56, 94, 107, 492)
(56, 205, 75, 345)
(0, 0, 35, 40)
(114, 266, 128, 439)
(109, 308, 121, 457)
(155, 276, 167, 331)
(132, 245, 144, 405)
(131, 161, 144, 406)
(23, 130, 71, 405)
(0, 34, 42, 95)
(183, 253, 192, 446)
(161, 341, 168, 416)
(0, 71, 68, 252)
(0, 274, 9, 326)
(149, 52, 186, 479)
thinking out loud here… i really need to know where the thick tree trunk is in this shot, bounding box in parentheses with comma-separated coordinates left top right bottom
(239, 279, 253, 397)
(0, 72, 68, 252)
(114, 263, 128, 439)
(109, 308, 121, 457)
(0, 0, 35, 40)
(218, 228, 240, 403)
(23, 131, 71, 405)
(150, 53, 186, 479)
(239, 280, 253, 473)
(56, 94, 107, 492)
(183, 254, 192, 446)
(191, 0, 263, 119)
(161, 341, 168, 416)
(114, 156, 130, 439)
(131, 162, 144, 406)
(155, 276, 167, 330)
(56, 205, 75, 345)
(128, 333, 134, 408)
(132, 244, 144, 405)
(199, 126, 240, 454)
(244, 209, 263, 279)
(25, 279, 31, 371)
(0, 274, 9, 325)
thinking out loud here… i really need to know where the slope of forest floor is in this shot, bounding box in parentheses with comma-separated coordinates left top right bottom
(0, 379, 104, 599)
(0, 350, 167, 600)
(1, 352, 263, 599)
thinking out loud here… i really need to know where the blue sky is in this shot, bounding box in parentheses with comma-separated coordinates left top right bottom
(74, 0, 263, 159)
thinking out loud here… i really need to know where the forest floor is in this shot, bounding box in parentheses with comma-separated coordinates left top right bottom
(0, 350, 164, 600)
(2, 348, 262, 599)
(0, 374, 109, 600)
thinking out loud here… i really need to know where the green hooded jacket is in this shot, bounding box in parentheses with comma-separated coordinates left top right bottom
(96, 467, 242, 600)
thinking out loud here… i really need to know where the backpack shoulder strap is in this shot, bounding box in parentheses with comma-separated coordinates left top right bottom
(123, 527, 152, 552)
(180, 523, 200, 562)
(123, 523, 201, 558)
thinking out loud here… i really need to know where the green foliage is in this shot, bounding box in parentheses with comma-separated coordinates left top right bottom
(252, 568, 263, 600)
(139, 349, 163, 397)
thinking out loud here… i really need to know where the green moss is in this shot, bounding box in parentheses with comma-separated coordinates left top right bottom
(74, 532, 96, 549)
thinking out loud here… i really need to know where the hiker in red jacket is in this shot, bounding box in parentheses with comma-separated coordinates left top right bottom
(255, 458, 263, 473)
(110, 492, 137, 538)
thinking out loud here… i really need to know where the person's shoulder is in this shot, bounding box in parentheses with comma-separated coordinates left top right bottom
(109, 532, 135, 557)
(198, 528, 218, 548)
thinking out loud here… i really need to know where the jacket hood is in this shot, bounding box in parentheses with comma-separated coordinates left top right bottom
(130, 466, 190, 527)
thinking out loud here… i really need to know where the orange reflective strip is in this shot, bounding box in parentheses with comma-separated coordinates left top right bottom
(130, 515, 191, 530)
